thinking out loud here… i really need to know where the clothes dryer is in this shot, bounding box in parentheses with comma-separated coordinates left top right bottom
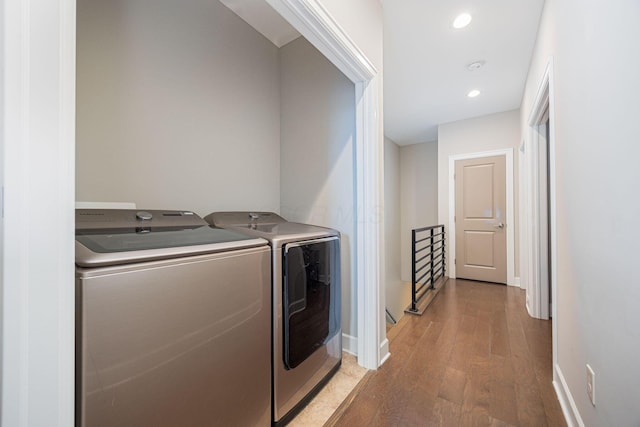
(205, 212, 341, 426)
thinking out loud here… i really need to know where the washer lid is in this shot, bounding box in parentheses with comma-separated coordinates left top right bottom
(75, 209, 267, 267)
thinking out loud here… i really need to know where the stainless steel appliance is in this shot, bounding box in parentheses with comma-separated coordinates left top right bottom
(205, 212, 341, 426)
(75, 209, 271, 427)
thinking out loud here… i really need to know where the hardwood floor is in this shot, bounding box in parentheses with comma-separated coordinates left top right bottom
(330, 279, 566, 427)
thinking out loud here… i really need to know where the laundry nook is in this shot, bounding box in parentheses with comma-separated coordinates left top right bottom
(73, 0, 359, 425)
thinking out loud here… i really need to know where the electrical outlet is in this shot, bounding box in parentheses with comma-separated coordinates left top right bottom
(586, 364, 595, 406)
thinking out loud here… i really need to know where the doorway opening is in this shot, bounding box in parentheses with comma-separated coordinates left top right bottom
(448, 149, 516, 286)
(524, 57, 558, 374)
(525, 59, 556, 323)
(535, 108, 552, 318)
(1, 2, 384, 425)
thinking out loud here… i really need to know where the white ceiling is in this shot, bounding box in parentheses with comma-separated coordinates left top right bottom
(220, 0, 545, 146)
(383, 0, 545, 145)
(219, 0, 300, 47)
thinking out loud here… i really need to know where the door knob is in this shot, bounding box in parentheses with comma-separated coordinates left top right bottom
(495, 222, 504, 229)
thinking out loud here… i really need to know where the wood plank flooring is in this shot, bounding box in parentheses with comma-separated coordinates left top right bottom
(330, 279, 566, 427)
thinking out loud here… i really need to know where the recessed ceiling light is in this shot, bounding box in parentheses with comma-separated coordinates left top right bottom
(467, 89, 481, 98)
(452, 13, 472, 29)
(466, 61, 485, 71)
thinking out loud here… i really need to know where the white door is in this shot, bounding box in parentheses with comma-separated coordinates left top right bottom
(455, 155, 507, 284)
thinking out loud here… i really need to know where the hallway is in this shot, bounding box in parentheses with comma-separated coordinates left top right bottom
(331, 279, 566, 426)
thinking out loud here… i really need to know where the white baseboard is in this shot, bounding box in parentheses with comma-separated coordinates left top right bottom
(342, 333, 357, 356)
(553, 364, 585, 427)
(379, 338, 390, 366)
(508, 276, 521, 287)
(526, 297, 534, 318)
(342, 333, 391, 368)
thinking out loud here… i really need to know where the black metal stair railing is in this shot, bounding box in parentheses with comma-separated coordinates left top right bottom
(409, 225, 446, 313)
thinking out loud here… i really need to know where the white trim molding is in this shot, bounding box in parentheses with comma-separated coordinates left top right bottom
(554, 364, 585, 427)
(266, 0, 386, 369)
(447, 149, 517, 286)
(523, 58, 560, 418)
(266, 0, 376, 82)
(342, 333, 358, 356)
(379, 338, 390, 365)
(2, 0, 76, 425)
(523, 56, 557, 328)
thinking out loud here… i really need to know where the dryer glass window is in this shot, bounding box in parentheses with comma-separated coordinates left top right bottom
(283, 238, 340, 369)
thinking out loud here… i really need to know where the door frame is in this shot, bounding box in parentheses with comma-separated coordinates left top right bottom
(523, 57, 557, 328)
(448, 148, 517, 286)
(267, 0, 386, 369)
(2, 1, 77, 425)
(522, 56, 558, 400)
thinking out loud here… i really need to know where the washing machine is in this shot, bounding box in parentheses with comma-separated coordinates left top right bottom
(205, 212, 341, 426)
(75, 209, 272, 427)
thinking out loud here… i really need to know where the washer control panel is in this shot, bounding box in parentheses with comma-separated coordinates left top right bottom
(76, 209, 205, 230)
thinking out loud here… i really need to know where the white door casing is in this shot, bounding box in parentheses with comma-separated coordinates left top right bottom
(524, 56, 557, 328)
(522, 57, 558, 408)
(448, 149, 517, 286)
(266, 0, 387, 370)
(2, 0, 77, 425)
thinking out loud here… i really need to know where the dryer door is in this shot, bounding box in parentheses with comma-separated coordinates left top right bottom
(283, 237, 340, 369)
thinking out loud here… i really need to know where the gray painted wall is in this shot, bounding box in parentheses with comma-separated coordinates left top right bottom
(76, 0, 281, 216)
(384, 137, 406, 321)
(384, 138, 438, 320)
(279, 37, 356, 341)
(400, 141, 439, 283)
(522, 0, 640, 425)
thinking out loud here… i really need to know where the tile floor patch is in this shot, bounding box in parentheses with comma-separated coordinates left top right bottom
(288, 353, 368, 426)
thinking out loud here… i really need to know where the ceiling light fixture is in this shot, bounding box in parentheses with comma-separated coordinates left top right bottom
(467, 89, 481, 98)
(452, 13, 472, 29)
